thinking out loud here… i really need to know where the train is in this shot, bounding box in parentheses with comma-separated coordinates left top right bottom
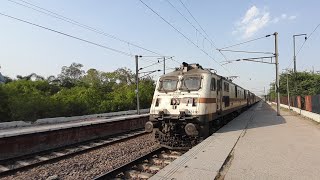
(145, 62, 260, 149)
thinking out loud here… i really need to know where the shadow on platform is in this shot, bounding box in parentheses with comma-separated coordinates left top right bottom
(219, 101, 287, 133)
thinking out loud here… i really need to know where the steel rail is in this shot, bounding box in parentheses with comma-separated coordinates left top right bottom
(0, 130, 147, 177)
(94, 147, 166, 179)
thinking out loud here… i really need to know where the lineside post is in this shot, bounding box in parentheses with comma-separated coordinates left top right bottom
(274, 32, 280, 116)
(163, 56, 166, 75)
(135, 55, 140, 114)
(287, 73, 291, 110)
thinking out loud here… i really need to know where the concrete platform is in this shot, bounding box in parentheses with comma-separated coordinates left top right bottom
(0, 114, 149, 160)
(0, 114, 148, 138)
(151, 101, 320, 180)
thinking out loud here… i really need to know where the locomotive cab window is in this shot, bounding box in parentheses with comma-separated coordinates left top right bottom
(180, 76, 201, 91)
(158, 77, 178, 92)
(217, 79, 221, 91)
(210, 78, 216, 91)
(235, 86, 238, 97)
(224, 82, 229, 92)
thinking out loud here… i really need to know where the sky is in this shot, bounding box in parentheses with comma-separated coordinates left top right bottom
(0, 0, 319, 95)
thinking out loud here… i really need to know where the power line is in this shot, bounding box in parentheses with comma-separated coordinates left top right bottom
(8, 0, 183, 66)
(0, 12, 133, 57)
(172, 0, 253, 87)
(175, 0, 230, 63)
(220, 35, 271, 50)
(173, 0, 273, 88)
(7, 0, 173, 58)
(139, 0, 231, 74)
(296, 23, 320, 56)
(286, 23, 320, 70)
(177, 0, 215, 47)
(218, 49, 274, 55)
(165, 0, 203, 42)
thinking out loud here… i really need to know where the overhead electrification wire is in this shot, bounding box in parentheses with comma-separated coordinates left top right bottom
(139, 0, 231, 74)
(0, 12, 133, 57)
(296, 23, 320, 56)
(174, 0, 230, 63)
(139, 59, 165, 70)
(7, 0, 164, 57)
(165, 0, 203, 40)
(177, 0, 216, 47)
(220, 35, 271, 50)
(218, 49, 274, 55)
(8, 0, 183, 67)
(286, 23, 320, 70)
(172, 0, 263, 88)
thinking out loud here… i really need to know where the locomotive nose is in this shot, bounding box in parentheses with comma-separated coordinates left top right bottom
(145, 121, 154, 133)
(185, 123, 199, 136)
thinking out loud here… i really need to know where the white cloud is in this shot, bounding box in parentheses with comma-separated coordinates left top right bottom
(232, 6, 298, 38)
(271, 14, 297, 24)
(281, 14, 287, 19)
(288, 15, 296, 20)
(233, 5, 270, 38)
(241, 6, 259, 24)
(244, 13, 270, 38)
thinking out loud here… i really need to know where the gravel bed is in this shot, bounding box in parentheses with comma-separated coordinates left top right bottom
(2, 133, 159, 180)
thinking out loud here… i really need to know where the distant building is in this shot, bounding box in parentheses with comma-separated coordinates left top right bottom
(0, 72, 5, 84)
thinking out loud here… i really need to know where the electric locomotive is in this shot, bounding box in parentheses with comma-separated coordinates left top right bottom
(145, 62, 258, 149)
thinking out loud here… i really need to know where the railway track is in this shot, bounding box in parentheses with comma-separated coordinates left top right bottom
(0, 129, 147, 177)
(94, 147, 184, 179)
(92, 110, 249, 179)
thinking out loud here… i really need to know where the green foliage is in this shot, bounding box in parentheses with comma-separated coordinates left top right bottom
(268, 71, 320, 99)
(0, 84, 10, 120)
(0, 63, 155, 122)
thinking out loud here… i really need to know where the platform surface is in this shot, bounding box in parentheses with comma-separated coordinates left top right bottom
(151, 101, 320, 180)
(0, 114, 148, 138)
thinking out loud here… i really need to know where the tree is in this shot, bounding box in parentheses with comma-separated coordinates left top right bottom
(58, 63, 85, 88)
(0, 85, 10, 121)
(16, 73, 45, 81)
(269, 71, 320, 98)
(1, 64, 156, 122)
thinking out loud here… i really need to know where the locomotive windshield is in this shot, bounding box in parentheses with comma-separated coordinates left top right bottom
(180, 76, 201, 91)
(159, 78, 178, 92)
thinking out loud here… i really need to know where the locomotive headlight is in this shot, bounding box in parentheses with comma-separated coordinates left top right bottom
(192, 98, 198, 107)
(185, 123, 199, 136)
(145, 122, 153, 133)
(171, 98, 180, 105)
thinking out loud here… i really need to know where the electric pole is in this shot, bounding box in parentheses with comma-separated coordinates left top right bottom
(135, 55, 140, 114)
(293, 34, 307, 73)
(163, 57, 166, 75)
(274, 32, 280, 116)
(287, 73, 290, 110)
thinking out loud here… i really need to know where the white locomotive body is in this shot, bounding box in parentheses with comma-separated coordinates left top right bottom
(145, 63, 259, 149)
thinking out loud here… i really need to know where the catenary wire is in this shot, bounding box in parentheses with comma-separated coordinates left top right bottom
(172, 0, 253, 87)
(296, 23, 320, 56)
(173, 0, 272, 89)
(139, 0, 232, 74)
(174, 0, 230, 63)
(0, 12, 133, 57)
(218, 49, 274, 54)
(286, 23, 320, 70)
(8, 0, 183, 67)
(220, 35, 271, 50)
(7, 0, 164, 57)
